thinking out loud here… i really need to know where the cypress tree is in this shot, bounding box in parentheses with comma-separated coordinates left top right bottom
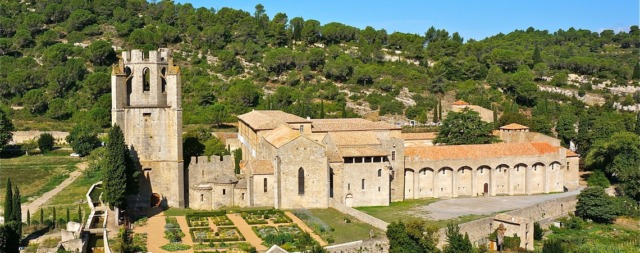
(103, 125, 128, 209)
(3, 178, 12, 223)
(635, 112, 640, 136)
(11, 186, 21, 236)
(433, 106, 439, 122)
(26, 210, 30, 226)
(39, 208, 43, 225)
(320, 100, 325, 119)
(438, 99, 443, 120)
(78, 205, 82, 222)
(52, 207, 56, 228)
(66, 207, 70, 223)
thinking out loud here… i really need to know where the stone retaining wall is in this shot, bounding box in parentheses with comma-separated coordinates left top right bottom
(325, 238, 389, 253)
(10, 131, 69, 144)
(329, 198, 388, 231)
(436, 195, 578, 248)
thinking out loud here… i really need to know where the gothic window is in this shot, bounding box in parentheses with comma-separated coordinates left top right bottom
(378, 169, 382, 177)
(298, 167, 305, 195)
(143, 68, 150, 92)
(263, 178, 268, 193)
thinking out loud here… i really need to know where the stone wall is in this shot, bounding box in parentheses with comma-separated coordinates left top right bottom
(9, 131, 69, 144)
(329, 198, 388, 231)
(435, 195, 577, 249)
(324, 238, 389, 253)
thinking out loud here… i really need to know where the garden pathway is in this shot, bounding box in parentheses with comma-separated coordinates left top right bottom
(285, 211, 327, 246)
(227, 213, 268, 251)
(132, 209, 170, 253)
(176, 216, 195, 248)
(21, 162, 87, 221)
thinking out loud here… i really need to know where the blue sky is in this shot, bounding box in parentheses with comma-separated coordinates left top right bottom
(176, 1, 639, 40)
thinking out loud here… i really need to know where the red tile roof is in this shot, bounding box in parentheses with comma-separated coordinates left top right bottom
(311, 118, 401, 132)
(405, 142, 560, 161)
(500, 123, 530, 130)
(401, 132, 437, 140)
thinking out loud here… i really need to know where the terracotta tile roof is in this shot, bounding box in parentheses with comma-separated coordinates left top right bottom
(306, 133, 327, 144)
(326, 150, 343, 163)
(311, 118, 401, 132)
(328, 131, 380, 146)
(452, 100, 470, 106)
(263, 125, 301, 148)
(565, 149, 580, 157)
(500, 123, 529, 130)
(241, 159, 274, 175)
(405, 142, 560, 161)
(238, 110, 310, 130)
(338, 147, 388, 157)
(402, 132, 437, 140)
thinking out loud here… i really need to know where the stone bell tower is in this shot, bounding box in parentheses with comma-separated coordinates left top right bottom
(111, 48, 184, 208)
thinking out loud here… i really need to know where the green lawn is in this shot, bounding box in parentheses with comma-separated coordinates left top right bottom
(355, 198, 439, 223)
(297, 208, 383, 244)
(0, 150, 80, 207)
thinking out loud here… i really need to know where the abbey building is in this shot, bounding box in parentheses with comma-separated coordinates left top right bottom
(112, 49, 580, 211)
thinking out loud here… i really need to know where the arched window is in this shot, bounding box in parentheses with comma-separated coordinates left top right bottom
(298, 167, 305, 195)
(361, 179, 365, 189)
(377, 169, 382, 177)
(223, 189, 226, 195)
(143, 68, 150, 92)
(200, 194, 203, 201)
(263, 178, 268, 193)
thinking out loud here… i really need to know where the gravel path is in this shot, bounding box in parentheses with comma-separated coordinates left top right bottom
(227, 213, 268, 251)
(21, 162, 87, 221)
(417, 189, 581, 220)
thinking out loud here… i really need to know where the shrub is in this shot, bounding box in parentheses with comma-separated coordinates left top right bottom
(38, 133, 55, 153)
(534, 221, 543, 240)
(587, 171, 610, 188)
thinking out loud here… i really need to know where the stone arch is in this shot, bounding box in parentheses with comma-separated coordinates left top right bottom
(436, 167, 453, 197)
(457, 166, 473, 197)
(160, 67, 167, 93)
(476, 165, 491, 196)
(418, 168, 434, 198)
(404, 169, 415, 199)
(529, 162, 546, 194)
(345, 194, 354, 207)
(512, 163, 528, 195)
(548, 161, 563, 192)
(494, 164, 510, 195)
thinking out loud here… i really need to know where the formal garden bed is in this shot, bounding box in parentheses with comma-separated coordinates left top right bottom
(186, 211, 233, 227)
(190, 227, 245, 243)
(165, 217, 186, 243)
(241, 209, 292, 224)
(252, 224, 318, 251)
(193, 242, 255, 252)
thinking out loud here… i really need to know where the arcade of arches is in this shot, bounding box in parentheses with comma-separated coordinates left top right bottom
(403, 162, 565, 199)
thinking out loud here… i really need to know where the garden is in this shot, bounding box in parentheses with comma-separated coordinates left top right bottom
(189, 227, 244, 243)
(253, 224, 319, 251)
(241, 209, 292, 225)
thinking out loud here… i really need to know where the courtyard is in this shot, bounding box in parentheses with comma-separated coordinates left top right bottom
(132, 208, 328, 252)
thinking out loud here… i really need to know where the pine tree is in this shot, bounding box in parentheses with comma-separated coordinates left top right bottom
(532, 45, 543, 65)
(633, 62, 640, 80)
(103, 125, 128, 209)
(3, 178, 12, 223)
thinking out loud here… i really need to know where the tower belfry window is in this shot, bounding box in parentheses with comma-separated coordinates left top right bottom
(143, 68, 150, 92)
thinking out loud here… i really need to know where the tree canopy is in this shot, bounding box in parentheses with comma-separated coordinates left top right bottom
(586, 132, 640, 200)
(435, 108, 498, 145)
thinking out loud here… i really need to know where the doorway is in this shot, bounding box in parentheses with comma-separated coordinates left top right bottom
(483, 183, 489, 195)
(150, 193, 161, 207)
